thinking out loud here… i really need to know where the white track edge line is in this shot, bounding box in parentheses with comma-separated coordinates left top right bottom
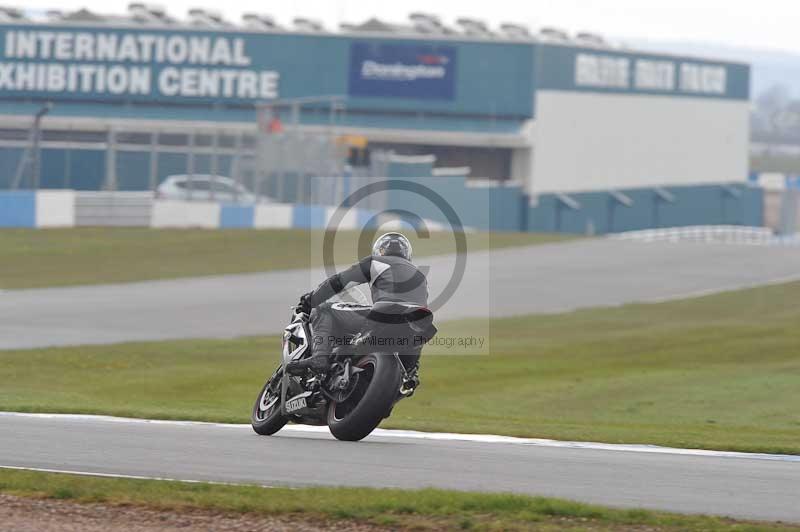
(0, 464, 283, 488)
(2, 411, 799, 463)
(646, 272, 800, 304)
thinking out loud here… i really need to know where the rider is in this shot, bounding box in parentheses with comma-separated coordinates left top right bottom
(286, 232, 431, 376)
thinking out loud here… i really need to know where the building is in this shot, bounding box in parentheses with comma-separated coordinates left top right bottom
(0, 8, 758, 232)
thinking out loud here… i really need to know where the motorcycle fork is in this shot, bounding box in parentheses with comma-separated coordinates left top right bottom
(279, 365, 290, 416)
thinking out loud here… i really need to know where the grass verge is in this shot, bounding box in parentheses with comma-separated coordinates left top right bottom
(1, 282, 798, 454)
(0, 228, 569, 289)
(0, 469, 792, 531)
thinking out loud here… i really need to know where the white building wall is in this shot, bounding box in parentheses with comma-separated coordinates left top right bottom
(529, 91, 750, 195)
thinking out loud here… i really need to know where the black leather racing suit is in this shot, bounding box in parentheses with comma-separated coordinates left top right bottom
(305, 254, 431, 366)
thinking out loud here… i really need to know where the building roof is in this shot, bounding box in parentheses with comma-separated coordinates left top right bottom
(0, 6, 616, 48)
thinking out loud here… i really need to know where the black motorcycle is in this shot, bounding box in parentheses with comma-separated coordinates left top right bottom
(251, 302, 436, 441)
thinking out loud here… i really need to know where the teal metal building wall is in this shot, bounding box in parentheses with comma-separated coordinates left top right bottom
(254, 159, 763, 234)
(381, 160, 763, 234)
(0, 23, 748, 126)
(527, 184, 763, 234)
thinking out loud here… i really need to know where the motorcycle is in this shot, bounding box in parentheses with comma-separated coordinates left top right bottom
(251, 301, 436, 441)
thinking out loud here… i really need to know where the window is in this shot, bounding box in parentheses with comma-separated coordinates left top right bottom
(43, 130, 107, 142)
(193, 135, 214, 147)
(212, 181, 237, 193)
(0, 128, 29, 140)
(116, 132, 152, 145)
(158, 133, 189, 147)
(177, 179, 211, 191)
(218, 135, 237, 148)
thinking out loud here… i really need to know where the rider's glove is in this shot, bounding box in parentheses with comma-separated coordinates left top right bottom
(299, 292, 314, 314)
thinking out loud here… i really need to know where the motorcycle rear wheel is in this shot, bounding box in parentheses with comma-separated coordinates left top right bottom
(251, 368, 288, 435)
(327, 353, 401, 441)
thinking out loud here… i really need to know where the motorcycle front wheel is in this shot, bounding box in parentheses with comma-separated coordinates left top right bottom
(327, 353, 401, 441)
(251, 367, 288, 435)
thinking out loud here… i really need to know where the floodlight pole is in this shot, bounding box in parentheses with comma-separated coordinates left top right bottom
(31, 102, 53, 190)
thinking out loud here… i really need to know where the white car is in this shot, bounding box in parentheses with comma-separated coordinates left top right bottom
(155, 175, 259, 204)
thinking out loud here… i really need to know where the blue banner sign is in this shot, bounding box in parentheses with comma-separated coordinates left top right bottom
(348, 42, 457, 100)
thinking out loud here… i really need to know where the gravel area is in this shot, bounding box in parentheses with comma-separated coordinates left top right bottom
(0, 494, 386, 532)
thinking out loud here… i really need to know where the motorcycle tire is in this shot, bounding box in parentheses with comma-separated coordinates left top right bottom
(327, 353, 401, 442)
(251, 370, 288, 435)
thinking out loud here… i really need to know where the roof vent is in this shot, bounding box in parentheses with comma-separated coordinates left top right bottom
(187, 8, 229, 27)
(499, 23, 531, 39)
(60, 8, 106, 22)
(342, 17, 402, 34)
(293, 17, 325, 32)
(0, 6, 25, 21)
(242, 13, 280, 30)
(456, 17, 493, 37)
(128, 3, 170, 24)
(41, 9, 63, 21)
(539, 26, 570, 42)
(575, 31, 607, 47)
(409, 12, 447, 34)
(409, 12, 442, 25)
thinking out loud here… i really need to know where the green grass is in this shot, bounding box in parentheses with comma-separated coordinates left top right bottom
(0, 228, 569, 289)
(1, 281, 798, 454)
(0, 469, 792, 531)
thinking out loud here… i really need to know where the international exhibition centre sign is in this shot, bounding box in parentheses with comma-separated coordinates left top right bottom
(0, 29, 279, 100)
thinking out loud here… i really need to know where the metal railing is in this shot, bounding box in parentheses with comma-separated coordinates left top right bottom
(610, 225, 800, 246)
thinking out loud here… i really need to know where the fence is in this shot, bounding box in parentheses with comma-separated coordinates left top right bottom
(611, 225, 800, 246)
(1, 127, 258, 193)
(2, 96, 400, 210)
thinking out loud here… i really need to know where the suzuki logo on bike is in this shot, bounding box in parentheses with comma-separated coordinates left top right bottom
(285, 397, 307, 413)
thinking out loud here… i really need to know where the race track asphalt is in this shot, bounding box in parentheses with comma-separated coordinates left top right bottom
(1, 413, 799, 523)
(2, 239, 800, 349)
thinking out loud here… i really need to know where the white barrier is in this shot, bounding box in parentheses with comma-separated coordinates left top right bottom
(5, 192, 453, 233)
(610, 225, 800, 246)
(325, 207, 359, 230)
(253, 204, 293, 228)
(35, 190, 75, 227)
(151, 200, 221, 228)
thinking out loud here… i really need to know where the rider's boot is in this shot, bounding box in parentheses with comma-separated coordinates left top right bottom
(286, 351, 330, 375)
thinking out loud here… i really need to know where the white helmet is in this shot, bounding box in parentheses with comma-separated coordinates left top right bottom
(372, 232, 412, 261)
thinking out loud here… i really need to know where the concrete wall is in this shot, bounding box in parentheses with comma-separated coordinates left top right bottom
(530, 91, 750, 195)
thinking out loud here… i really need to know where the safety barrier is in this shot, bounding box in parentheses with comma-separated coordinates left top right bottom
(610, 225, 800, 246)
(75, 192, 152, 227)
(152, 202, 430, 230)
(0, 190, 74, 227)
(0, 189, 448, 230)
(0, 182, 765, 235)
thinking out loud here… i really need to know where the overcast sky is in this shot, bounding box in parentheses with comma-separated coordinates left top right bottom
(21, 0, 800, 54)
